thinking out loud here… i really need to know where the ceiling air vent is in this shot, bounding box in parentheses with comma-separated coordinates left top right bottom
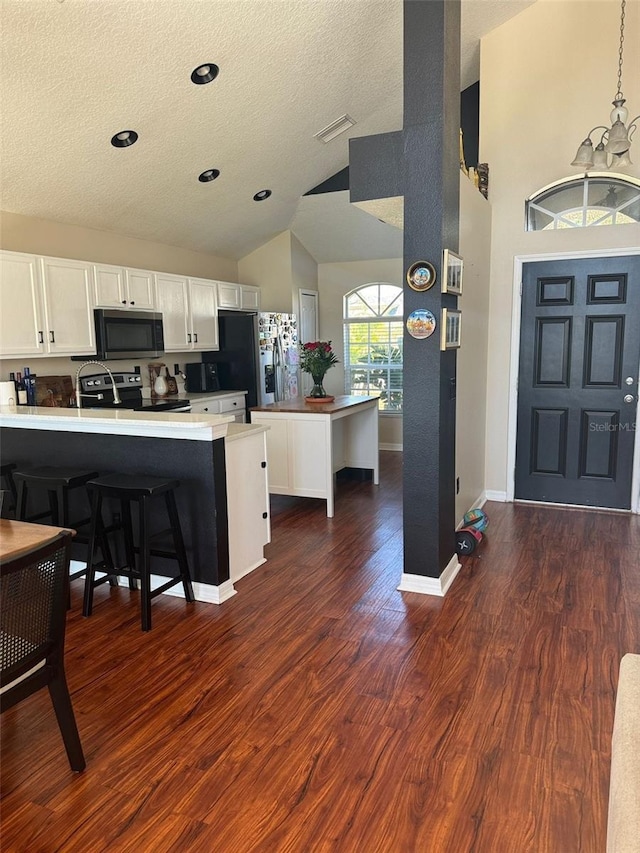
(314, 114, 356, 144)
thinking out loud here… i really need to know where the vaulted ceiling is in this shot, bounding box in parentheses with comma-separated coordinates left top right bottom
(0, 0, 536, 264)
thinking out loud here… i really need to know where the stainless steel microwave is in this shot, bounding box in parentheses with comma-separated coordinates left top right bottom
(91, 309, 165, 360)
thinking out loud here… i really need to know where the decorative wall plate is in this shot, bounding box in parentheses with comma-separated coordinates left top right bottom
(407, 261, 437, 292)
(406, 309, 437, 339)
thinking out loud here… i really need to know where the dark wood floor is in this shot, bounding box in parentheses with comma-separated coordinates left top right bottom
(2, 452, 639, 852)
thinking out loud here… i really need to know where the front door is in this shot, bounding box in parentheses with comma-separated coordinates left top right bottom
(515, 255, 640, 509)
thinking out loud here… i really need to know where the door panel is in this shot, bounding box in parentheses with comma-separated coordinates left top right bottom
(515, 255, 640, 509)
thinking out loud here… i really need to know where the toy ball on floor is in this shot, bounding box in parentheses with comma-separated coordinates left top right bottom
(462, 508, 489, 533)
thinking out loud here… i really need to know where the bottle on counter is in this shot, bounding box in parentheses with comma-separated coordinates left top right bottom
(23, 366, 36, 406)
(15, 372, 28, 405)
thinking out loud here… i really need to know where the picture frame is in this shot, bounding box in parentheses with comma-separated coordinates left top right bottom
(440, 308, 462, 350)
(442, 249, 464, 295)
(406, 261, 437, 292)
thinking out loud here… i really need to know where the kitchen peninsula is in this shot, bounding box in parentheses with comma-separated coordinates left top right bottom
(0, 406, 270, 602)
(250, 395, 379, 517)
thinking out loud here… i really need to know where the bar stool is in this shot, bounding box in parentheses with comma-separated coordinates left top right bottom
(13, 466, 115, 592)
(83, 474, 195, 631)
(0, 463, 17, 517)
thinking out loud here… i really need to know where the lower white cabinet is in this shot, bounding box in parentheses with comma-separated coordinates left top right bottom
(189, 391, 247, 423)
(225, 426, 271, 582)
(0, 251, 95, 358)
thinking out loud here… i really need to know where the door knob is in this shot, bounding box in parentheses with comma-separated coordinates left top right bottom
(623, 394, 635, 403)
(625, 377, 635, 385)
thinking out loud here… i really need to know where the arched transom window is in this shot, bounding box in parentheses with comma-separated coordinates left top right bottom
(343, 282, 403, 412)
(526, 174, 640, 231)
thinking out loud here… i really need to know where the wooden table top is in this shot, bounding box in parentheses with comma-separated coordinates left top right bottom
(0, 519, 75, 562)
(251, 395, 378, 415)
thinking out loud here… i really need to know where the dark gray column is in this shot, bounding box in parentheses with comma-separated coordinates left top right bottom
(350, 0, 461, 580)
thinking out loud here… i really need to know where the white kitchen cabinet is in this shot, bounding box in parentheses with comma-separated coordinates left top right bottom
(188, 278, 219, 350)
(94, 263, 155, 309)
(189, 391, 247, 423)
(217, 281, 242, 310)
(155, 274, 218, 352)
(0, 251, 43, 357)
(216, 281, 261, 312)
(225, 425, 271, 582)
(0, 251, 95, 358)
(241, 285, 261, 311)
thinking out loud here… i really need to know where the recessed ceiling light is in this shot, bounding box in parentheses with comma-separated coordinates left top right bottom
(253, 189, 272, 201)
(199, 169, 220, 183)
(191, 64, 219, 85)
(110, 130, 138, 148)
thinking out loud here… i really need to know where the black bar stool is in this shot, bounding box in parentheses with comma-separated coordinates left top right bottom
(12, 467, 115, 595)
(83, 474, 195, 631)
(0, 463, 17, 518)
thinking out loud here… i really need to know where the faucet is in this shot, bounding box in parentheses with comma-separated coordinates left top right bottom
(74, 361, 122, 409)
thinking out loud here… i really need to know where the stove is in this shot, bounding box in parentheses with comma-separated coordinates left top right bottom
(78, 372, 191, 413)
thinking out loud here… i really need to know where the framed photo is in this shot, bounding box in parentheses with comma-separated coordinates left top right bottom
(440, 308, 462, 350)
(407, 261, 437, 292)
(442, 249, 463, 295)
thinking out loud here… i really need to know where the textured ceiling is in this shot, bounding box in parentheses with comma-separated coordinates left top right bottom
(0, 0, 535, 264)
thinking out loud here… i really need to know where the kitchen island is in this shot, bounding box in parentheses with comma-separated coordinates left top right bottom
(0, 406, 270, 603)
(250, 395, 379, 517)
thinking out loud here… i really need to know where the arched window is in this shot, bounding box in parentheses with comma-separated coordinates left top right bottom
(343, 282, 403, 412)
(526, 174, 640, 231)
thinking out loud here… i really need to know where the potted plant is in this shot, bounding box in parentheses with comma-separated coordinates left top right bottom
(299, 340, 339, 400)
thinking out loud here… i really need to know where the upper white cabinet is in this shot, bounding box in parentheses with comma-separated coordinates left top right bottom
(241, 285, 261, 311)
(0, 251, 95, 358)
(217, 281, 261, 312)
(188, 278, 219, 350)
(0, 252, 43, 357)
(94, 263, 155, 310)
(155, 274, 218, 352)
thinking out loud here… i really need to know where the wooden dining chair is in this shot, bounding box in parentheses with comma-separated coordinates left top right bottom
(0, 531, 86, 772)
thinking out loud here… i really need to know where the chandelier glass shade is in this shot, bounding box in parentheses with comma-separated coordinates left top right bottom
(571, 0, 638, 171)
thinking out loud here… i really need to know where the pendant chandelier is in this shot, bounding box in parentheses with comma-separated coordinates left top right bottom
(571, 0, 639, 171)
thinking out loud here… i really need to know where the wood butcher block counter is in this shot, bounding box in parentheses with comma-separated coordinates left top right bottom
(250, 395, 379, 517)
(0, 406, 270, 603)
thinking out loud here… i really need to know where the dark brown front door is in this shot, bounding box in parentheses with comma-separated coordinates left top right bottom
(515, 255, 640, 509)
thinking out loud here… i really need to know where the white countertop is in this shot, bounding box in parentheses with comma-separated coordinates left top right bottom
(225, 422, 269, 442)
(0, 404, 232, 442)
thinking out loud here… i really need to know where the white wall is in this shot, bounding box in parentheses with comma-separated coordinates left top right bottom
(481, 0, 640, 496)
(456, 176, 492, 520)
(0, 210, 237, 281)
(237, 230, 293, 313)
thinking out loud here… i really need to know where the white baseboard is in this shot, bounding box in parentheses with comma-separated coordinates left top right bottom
(379, 442, 403, 452)
(398, 553, 461, 597)
(484, 490, 507, 502)
(71, 565, 237, 605)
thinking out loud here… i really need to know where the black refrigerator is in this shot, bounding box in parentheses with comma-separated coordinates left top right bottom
(201, 311, 260, 418)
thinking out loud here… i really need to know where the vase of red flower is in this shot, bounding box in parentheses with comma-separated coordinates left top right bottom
(300, 340, 338, 399)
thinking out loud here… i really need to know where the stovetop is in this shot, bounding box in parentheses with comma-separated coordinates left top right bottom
(78, 372, 190, 412)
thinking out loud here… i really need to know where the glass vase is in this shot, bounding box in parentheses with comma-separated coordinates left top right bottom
(308, 375, 327, 398)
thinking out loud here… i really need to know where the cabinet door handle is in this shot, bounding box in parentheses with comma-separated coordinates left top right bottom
(122, 300, 127, 304)
(130, 301, 135, 305)
(194, 332, 198, 343)
(262, 512, 268, 519)
(38, 330, 44, 344)
(49, 330, 55, 343)
(188, 333, 192, 343)
(261, 461, 267, 468)
(203, 407, 208, 412)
